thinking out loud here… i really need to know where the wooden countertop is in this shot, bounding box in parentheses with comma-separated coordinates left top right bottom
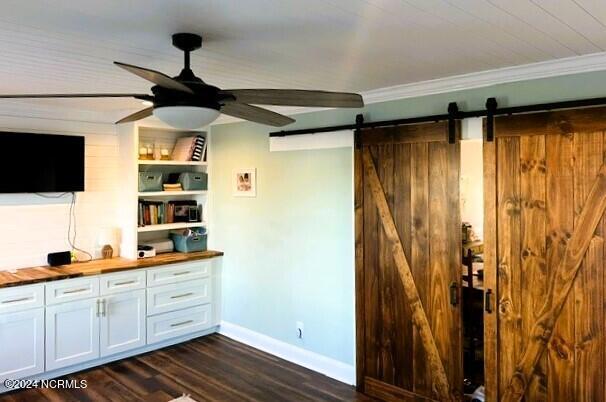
(0, 250, 224, 289)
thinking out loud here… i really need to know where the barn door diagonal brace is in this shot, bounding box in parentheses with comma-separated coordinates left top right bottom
(501, 163, 606, 402)
(362, 148, 455, 402)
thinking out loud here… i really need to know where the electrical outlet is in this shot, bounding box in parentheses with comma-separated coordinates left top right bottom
(296, 321, 304, 339)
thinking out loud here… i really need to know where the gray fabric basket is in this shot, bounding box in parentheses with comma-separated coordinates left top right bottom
(179, 172, 208, 191)
(138, 172, 163, 192)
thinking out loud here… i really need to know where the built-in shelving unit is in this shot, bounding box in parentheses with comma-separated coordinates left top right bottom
(118, 124, 211, 260)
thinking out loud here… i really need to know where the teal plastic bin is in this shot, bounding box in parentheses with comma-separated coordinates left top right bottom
(138, 172, 163, 192)
(170, 228, 207, 253)
(178, 172, 208, 191)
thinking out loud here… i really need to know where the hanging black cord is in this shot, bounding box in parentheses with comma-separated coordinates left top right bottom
(35, 192, 92, 262)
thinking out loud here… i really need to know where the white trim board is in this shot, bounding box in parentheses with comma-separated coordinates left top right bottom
(269, 130, 353, 152)
(212, 51, 606, 126)
(219, 321, 355, 385)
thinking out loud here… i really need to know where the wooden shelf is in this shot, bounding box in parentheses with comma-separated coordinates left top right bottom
(138, 190, 207, 197)
(137, 222, 206, 233)
(138, 160, 207, 166)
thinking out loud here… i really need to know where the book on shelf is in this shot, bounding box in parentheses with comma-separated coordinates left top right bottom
(138, 200, 203, 227)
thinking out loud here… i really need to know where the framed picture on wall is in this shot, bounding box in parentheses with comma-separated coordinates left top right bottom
(233, 168, 256, 197)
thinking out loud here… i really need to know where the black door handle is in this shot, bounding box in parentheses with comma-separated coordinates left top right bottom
(485, 289, 493, 313)
(449, 282, 458, 306)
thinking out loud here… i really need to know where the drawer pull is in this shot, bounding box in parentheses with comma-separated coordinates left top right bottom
(114, 280, 136, 286)
(171, 292, 194, 299)
(171, 320, 194, 328)
(2, 296, 32, 304)
(62, 287, 89, 294)
(173, 271, 191, 276)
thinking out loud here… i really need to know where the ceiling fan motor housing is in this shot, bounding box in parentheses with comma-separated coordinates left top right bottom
(151, 84, 223, 111)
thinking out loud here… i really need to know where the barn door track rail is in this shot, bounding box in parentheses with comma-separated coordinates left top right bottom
(269, 95, 606, 144)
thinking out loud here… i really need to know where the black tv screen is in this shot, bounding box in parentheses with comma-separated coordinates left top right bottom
(0, 132, 85, 193)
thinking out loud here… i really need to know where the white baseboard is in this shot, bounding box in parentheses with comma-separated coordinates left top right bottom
(219, 321, 355, 385)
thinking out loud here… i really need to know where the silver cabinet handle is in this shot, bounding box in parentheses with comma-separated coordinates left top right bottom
(63, 287, 89, 294)
(114, 280, 136, 286)
(101, 299, 107, 317)
(2, 296, 32, 304)
(170, 292, 194, 299)
(172, 271, 191, 276)
(171, 320, 193, 328)
(96, 299, 101, 317)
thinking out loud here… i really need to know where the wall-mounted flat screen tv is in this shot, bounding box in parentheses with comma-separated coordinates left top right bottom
(0, 132, 85, 193)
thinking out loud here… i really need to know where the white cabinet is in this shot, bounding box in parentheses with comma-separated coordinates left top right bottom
(45, 299, 100, 371)
(0, 308, 44, 380)
(100, 289, 146, 357)
(0, 257, 220, 385)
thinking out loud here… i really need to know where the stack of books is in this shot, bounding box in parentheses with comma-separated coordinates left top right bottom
(163, 183, 182, 191)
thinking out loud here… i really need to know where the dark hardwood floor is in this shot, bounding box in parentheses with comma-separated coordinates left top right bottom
(1, 334, 374, 402)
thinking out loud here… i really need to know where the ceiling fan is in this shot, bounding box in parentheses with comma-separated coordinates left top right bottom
(0, 33, 364, 129)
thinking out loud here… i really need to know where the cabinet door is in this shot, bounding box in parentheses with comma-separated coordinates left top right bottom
(0, 308, 44, 380)
(46, 299, 100, 371)
(100, 290, 146, 357)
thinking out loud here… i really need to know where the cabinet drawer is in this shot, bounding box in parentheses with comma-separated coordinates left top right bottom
(46, 277, 99, 305)
(147, 304, 212, 344)
(0, 284, 44, 314)
(146, 261, 210, 287)
(147, 279, 211, 316)
(100, 270, 146, 296)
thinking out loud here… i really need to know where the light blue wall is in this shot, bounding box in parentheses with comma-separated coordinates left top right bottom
(210, 69, 606, 366)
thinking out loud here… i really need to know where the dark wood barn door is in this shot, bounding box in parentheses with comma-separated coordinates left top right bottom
(484, 107, 606, 402)
(355, 122, 462, 402)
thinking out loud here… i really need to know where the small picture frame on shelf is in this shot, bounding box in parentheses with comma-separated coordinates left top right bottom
(233, 168, 256, 197)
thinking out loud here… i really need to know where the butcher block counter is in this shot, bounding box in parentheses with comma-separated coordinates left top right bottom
(0, 250, 224, 288)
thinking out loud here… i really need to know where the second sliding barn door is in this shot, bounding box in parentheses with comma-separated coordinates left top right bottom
(356, 122, 462, 401)
(484, 107, 606, 402)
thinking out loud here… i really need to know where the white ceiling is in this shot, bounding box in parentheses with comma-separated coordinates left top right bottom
(1, 0, 606, 124)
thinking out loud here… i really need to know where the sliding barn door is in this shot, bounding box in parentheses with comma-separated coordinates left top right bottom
(484, 107, 606, 402)
(355, 122, 462, 402)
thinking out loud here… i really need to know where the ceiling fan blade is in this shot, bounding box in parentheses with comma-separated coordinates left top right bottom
(114, 62, 194, 94)
(220, 89, 364, 108)
(0, 93, 150, 99)
(116, 107, 153, 124)
(221, 103, 295, 127)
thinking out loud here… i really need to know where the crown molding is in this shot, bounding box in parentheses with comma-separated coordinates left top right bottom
(361, 51, 606, 104)
(212, 51, 606, 126)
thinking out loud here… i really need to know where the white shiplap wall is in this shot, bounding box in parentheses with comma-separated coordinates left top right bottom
(0, 117, 119, 270)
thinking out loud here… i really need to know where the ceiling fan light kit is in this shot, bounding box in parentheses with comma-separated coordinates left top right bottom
(153, 106, 220, 130)
(0, 32, 364, 129)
